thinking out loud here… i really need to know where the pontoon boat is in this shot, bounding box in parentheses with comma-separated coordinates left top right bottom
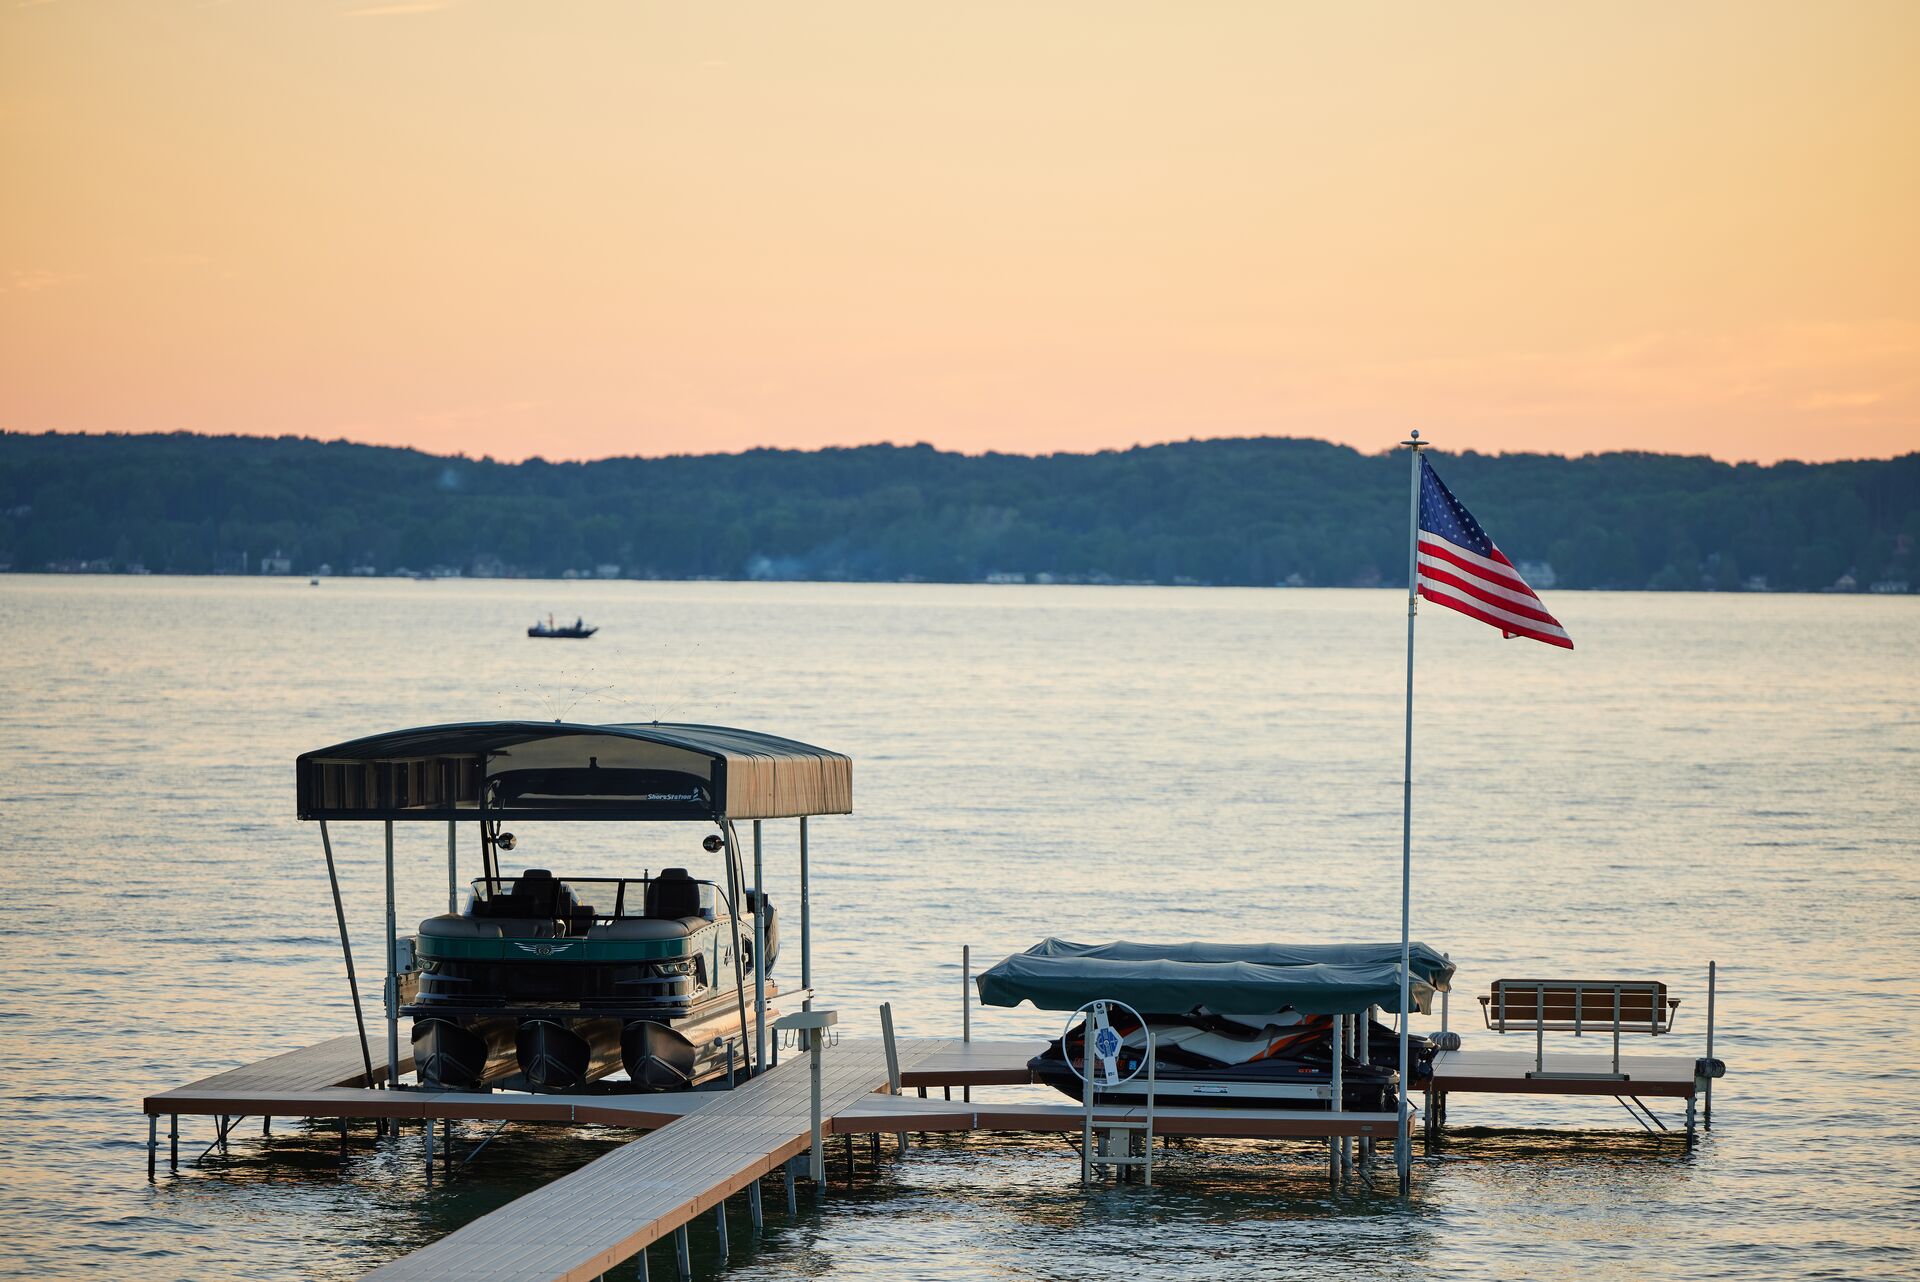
(296, 720, 851, 1094)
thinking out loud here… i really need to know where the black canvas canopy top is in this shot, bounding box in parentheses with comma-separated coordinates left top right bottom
(296, 720, 853, 822)
(975, 938, 1455, 1017)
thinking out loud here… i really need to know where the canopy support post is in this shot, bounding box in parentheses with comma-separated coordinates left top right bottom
(799, 818, 812, 1012)
(384, 819, 400, 1091)
(720, 818, 753, 1077)
(446, 820, 457, 913)
(753, 819, 767, 1077)
(319, 820, 376, 1090)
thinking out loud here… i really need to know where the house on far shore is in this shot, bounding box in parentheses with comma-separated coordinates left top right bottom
(258, 549, 292, 575)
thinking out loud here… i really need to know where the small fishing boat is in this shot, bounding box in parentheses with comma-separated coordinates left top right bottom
(529, 615, 597, 638)
(977, 938, 1454, 1109)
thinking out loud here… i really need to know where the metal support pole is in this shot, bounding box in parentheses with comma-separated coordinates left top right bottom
(962, 945, 971, 1042)
(962, 944, 972, 1102)
(808, 1029, 825, 1183)
(752, 820, 767, 1077)
(384, 819, 400, 1090)
(447, 819, 457, 913)
(1336, 1013, 1351, 1182)
(147, 1114, 157, 1179)
(319, 820, 377, 1090)
(785, 1158, 798, 1212)
(1395, 430, 1424, 1196)
(1705, 959, 1716, 1129)
(748, 1179, 763, 1232)
(714, 1200, 728, 1261)
(635, 1246, 650, 1282)
(423, 1109, 434, 1179)
(720, 820, 752, 1076)
(169, 1115, 178, 1171)
(799, 818, 811, 1012)
(673, 1226, 690, 1282)
(1080, 1015, 1094, 1187)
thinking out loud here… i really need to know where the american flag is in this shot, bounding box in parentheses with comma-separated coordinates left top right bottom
(1416, 455, 1573, 649)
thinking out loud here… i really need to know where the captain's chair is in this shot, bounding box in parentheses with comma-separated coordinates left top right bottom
(645, 867, 703, 920)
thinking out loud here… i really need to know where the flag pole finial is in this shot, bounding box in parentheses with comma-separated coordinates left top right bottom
(1403, 428, 1427, 450)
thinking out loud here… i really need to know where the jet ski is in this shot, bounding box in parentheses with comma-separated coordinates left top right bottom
(1029, 1006, 1433, 1110)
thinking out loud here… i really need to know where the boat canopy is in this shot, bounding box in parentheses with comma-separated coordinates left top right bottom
(296, 720, 852, 822)
(976, 938, 1455, 1017)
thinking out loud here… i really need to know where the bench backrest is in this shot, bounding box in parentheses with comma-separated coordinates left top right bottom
(1483, 979, 1673, 1034)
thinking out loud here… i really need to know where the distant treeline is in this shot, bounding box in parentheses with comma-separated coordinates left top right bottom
(2, 431, 1915, 591)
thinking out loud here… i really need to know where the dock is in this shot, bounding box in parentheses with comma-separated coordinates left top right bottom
(145, 1021, 1713, 1281)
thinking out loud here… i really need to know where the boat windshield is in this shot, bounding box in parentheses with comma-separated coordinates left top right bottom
(466, 875, 718, 921)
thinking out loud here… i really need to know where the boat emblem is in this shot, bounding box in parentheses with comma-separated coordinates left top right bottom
(514, 941, 577, 957)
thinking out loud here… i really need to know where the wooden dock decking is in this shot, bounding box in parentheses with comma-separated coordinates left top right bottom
(362, 1037, 940, 1282)
(1430, 1048, 1706, 1097)
(144, 1031, 1712, 1281)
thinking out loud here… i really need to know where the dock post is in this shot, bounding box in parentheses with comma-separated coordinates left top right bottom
(785, 1158, 798, 1213)
(147, 1114, 157, 1179)
(962, 944, 972, 1103)
(1686, 1092, 1697, 1146)
(748, 1179, 763, 1232)
(169, 1114, 178, 1172)
(635, 1245, 649, 1282)
(811, 1032, 826, 1184)
(446, 818, 457, 913)
(423, 1109, 434, 1179)
(1705, 959, 1716, 1130)
(673, 1225, 690, 1282)
(714, 1200, 728, 1261)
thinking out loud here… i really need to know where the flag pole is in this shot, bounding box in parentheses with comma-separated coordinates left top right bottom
(1396, 428, 1425, 1195)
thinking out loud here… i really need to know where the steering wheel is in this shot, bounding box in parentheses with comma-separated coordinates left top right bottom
(1060, 998, 1151, 1087)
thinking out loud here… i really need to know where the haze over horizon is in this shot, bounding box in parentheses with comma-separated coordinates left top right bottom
(4, 2, 1916, 467)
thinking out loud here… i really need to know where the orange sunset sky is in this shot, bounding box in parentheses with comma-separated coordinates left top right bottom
(2, 1, 1915, 465)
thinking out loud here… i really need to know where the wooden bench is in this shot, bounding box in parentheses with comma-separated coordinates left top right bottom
(1478, 979, 1679, 1079)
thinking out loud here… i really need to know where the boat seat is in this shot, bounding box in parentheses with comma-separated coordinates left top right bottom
(590, 916, 702, 941)
(418, 913, 568, 940)
(645, 868, 703, 920)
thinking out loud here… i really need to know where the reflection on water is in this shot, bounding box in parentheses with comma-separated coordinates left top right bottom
(0, 577, 1915, 1281)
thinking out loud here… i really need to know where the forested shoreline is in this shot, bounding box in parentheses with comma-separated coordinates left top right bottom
(2, 431, 1914, 592)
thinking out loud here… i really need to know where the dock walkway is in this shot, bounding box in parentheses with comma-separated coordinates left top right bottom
(362, 1037, 941, 1282)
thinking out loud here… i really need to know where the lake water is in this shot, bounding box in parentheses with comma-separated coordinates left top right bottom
(0, 576, 1914, 1281)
